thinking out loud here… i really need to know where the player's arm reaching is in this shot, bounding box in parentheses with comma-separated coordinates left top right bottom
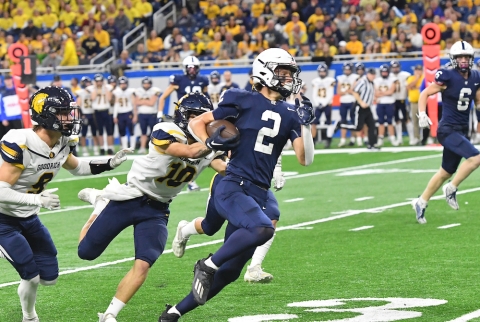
(418, 71, 447, 128)
(157, 82, 178, 119)
(475, 87, 480, 110)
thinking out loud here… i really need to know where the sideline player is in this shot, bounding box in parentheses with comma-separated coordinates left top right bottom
(112, 76, 137, 150)
(89, 74, 114, 155)
(159, 47, 314, 321)
(336, 62, 359, 147)
(311, 63, 335, 148)
(390, 60, 413, 145)
(76, 76, 100, 156)
(374, 64, 398, 146)
(207, 71, 223, 109)
(76, 92, 233, 322)
(412, 40, 480, 224)
(0, 87, 129, 322)
(135, 77, 161, 154)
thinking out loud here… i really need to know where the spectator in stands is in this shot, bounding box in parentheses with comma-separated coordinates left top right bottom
(147, 30, 163, 53)
(18, 33, 29, 47)
(115, 8, 132, 37)
(336, 40, 351, 60)
(94, 22, 110, 50)
(23, 20, 39, 40)
(346, 31, 364, 55)
(226, 16, 241, 36)
(60, 4, 77, 28)
(55, 21, 73, 38)
(30, 33, 44, 54)
(284, 12, 306, 35)
(179, 42, 194, 60)
(50, 33, 63, 53)
(221, 32, 237, 59)
(409, 24, 423, 49)
(402, 4, 418, 24)
(431, 0, 444, 17)
(117, 50, 133, 65)
(289, 24, 308, 48)
(361, 22, 378, 44)
(42, 7, 59, 33)
(76, 39, 90, 65)
(31, 10, 43, 30)
(106, 4, 117, 20)
(203, 0, 221, 20)
(12, 8, 28, 35)
(252, 16, 268, 37)
(136, 0, 153, 25)
(307, 7, 324, 33)
(363, 4, 376, 22)
(131, 43, 147, 62)
(171, 34, 186, 52)
(206, 32, 222, 58)
(458, 23, 471, 41)
(297, 43, 312, 57)
(82, 30, 100, 60)
(442, 19, 454, 40)
(271, 0, 286, 19)
(77, 6, 89, 27)
(251, 0, 265, 18)
(394, 31, 408, 53)
(288, 1, 303, 21)
(444, 0, 461, 19)
(99, 12, 109, 27)
(105, 18, 120, 54)
(41, 48, 62, 68)
(466, 15, 480, 34)
(422, 8, 434, 25)
(263, 19, 285, 47)
(214, 49, 233, 66)
(398, 15, 413, 36)
(190, 34, 206, 56)
(261, 4, 274, 21)
(346, 18, 362, 39)
(161, 47, 180, 65)
(380, 33, 393, 53)
(233, 25, 247, 43)
(60, 35, 79, 66)
(220, 0, 238, 18)
(177, 7, 195, 28)
(238, 32, 253, 56)
(159, 19, 174, 40)
(163, 27, 186, 50)
(124, 1, 141, 25)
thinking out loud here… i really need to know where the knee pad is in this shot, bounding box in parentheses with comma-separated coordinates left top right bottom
(40, 278, 57, 286)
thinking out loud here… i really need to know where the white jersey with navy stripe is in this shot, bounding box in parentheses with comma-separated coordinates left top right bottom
(127, 122, 215, 203)
(0, 129, 78, 218)
(391, 71, 411, 100)
(112, 87, 136, 117)
(135, 87, 161, 114)
(374, 76, 398, 104)
(311, 76, 336, 107)
(76, 88, 93, 114)
(337, 74, 359, 103)
(87, 84, 113, 110)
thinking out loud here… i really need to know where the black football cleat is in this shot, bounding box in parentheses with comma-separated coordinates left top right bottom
(192, 254, 216, 305)
(159, 305, 180, 322)
(107, 149, 115, 156)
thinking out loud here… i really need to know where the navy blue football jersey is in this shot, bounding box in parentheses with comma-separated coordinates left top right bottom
(213, 88, 302, 188)
(170, 74, 209, 98)
(220, 82, 240, 93)
(435, 68, 480, 126)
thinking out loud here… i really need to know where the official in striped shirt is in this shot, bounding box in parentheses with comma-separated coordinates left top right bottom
(338, 67, 379, 149)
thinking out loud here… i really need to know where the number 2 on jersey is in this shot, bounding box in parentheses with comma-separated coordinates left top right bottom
(254, 111, 281, 155)
(457, 88, 471, 111)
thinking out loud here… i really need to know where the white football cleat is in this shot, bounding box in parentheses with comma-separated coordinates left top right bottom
(411, 198, 427, 224)
(377, 137, 384, 146)
(78, 188, 103, 206)
(22, 317, 40, 322)
(98, 313, 117, 322)
(244, 264, 273, 283)
(172, 220, 190, 258)
(187, 181, 200, 192)
(442, 182, 459, 210)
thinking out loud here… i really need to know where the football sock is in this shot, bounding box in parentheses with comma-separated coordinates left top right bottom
(418, 197, 428, 207)
(129, 135, 137, 149)
(339, 138, 346, 144)
(167, 305, 181, 316)
(204, 257, 219, 270)
(93, 198, 108, 215)
(395, 123, 402, 139)
(449, 182, 457, 190)
(104, 297, 125, 317)
(120, 136, 128, 149)
(249, 235, 275, 269)
(406, 122, 413, 140)
(211, 227, 274, 267)
(181, 219, 201, 239)
(18, 275, 39, 319)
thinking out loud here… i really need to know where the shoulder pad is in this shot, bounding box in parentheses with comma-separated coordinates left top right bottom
(1, 129, 28, 168)
(219, 88, 250, 106)
(151, 122, 187, 145)
(151, 87, 161, 96)
(435, 68, 450, 85)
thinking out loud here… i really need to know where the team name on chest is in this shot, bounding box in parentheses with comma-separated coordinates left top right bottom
(37, 162, 61, 171)
(179, 157, 201, 165)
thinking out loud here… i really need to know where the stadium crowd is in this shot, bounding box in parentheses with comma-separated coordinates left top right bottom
(1, 0, 480, 69)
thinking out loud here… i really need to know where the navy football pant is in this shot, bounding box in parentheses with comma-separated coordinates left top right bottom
(117, 112, 134, 137)
(94, 110, 114, 136)
(81, 114, 97, 137)
(313, 105, 332, 125)
(376, 103, 395, 125)
(78, 196, 169, 266)
(0, 213, 58, 281)
(437, 124, 480, 175)
(339, 102, 354, 124)
(138, 114, 157, 135)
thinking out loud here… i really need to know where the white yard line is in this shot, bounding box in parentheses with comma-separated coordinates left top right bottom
(284, 198, 304, 203)
(355, 197, 374, 201)
(438, 223, 461, 229)
(447, 309, 480, 322)
(349, 226, 374, 231)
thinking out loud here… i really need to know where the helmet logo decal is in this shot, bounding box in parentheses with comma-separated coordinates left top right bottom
(32, 93, 49, 114)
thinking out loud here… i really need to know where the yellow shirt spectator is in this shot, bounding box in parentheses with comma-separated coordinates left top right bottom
(458, 0, 473, 8)
(30, 39, 43, 51)
(237, 40, 250, 54)
(438, 22, 447, 32)
(43, 13, 58, 29)
(136, 1, 152, 17)
(76, 12, 88, 26)
(284, 20, 307, 34)
(252, 24, 268, 36)
(60, 38, 79, 66)
(249, 39, 268, 52)
(346, 40, 364, 55)
(204, 2, 220, 20)
(467, 22, 480, 34)
(226, 24, 240, 36)
(32, 15, 44, 28)
(125, 7, 140, 22)
(407, 74, 424, 102)
(220, 4, 238, 17)
(371, 20, 383, 35)
(55, 26, 73, 37)
(401, 12, 417, 24)
(0, 16, 13, 31)
(288, 32, 307, 47)
(94, 29, 110, 48)
(307, 13, 324, 26)
(190, 41, 206, 55)
(251, 2, 265, 18)
(13, 14, 29, 29)
(270, 1, 286, 17)
(380, 40, 392, 53)
(452, 21, 461, 32)
(59, 11, 77, 26)
(473, 39, 480, 48)
(206, 40, 222, 57)
(195, 26, 218, 42)
(147, 36, 163, 52)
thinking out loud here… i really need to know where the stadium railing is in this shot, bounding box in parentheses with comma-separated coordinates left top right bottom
(123, 23, 147, 54)
(153, 1, 177, 35)
(0, 64, 110, 76)
(90, 46, 117, 66)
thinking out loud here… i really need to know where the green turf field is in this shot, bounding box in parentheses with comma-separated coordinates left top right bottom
(2, 149, 480, 322)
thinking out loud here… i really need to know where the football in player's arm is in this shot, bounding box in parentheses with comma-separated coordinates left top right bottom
(0, 87, 130, 322)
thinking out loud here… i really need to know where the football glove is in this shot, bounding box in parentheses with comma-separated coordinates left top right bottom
(37, 188, 60, 210)
(418, 111, 432, 129)
(295, 94, 315, 125)
(109, 148, 134, 168)
(273, 168, 285, 191)
(205, 125, 240, 151)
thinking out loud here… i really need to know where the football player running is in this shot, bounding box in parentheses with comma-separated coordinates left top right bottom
(412, 40, 480, 224)
(76, 92, 231, 322)
(0, 87, 129, 322)
(159, 48, 314, 321)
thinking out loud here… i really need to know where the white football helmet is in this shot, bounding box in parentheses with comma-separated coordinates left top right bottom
(449, 40, 474, 72)
(252, 48, 302, 98)
(183, 55, 200, 79)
